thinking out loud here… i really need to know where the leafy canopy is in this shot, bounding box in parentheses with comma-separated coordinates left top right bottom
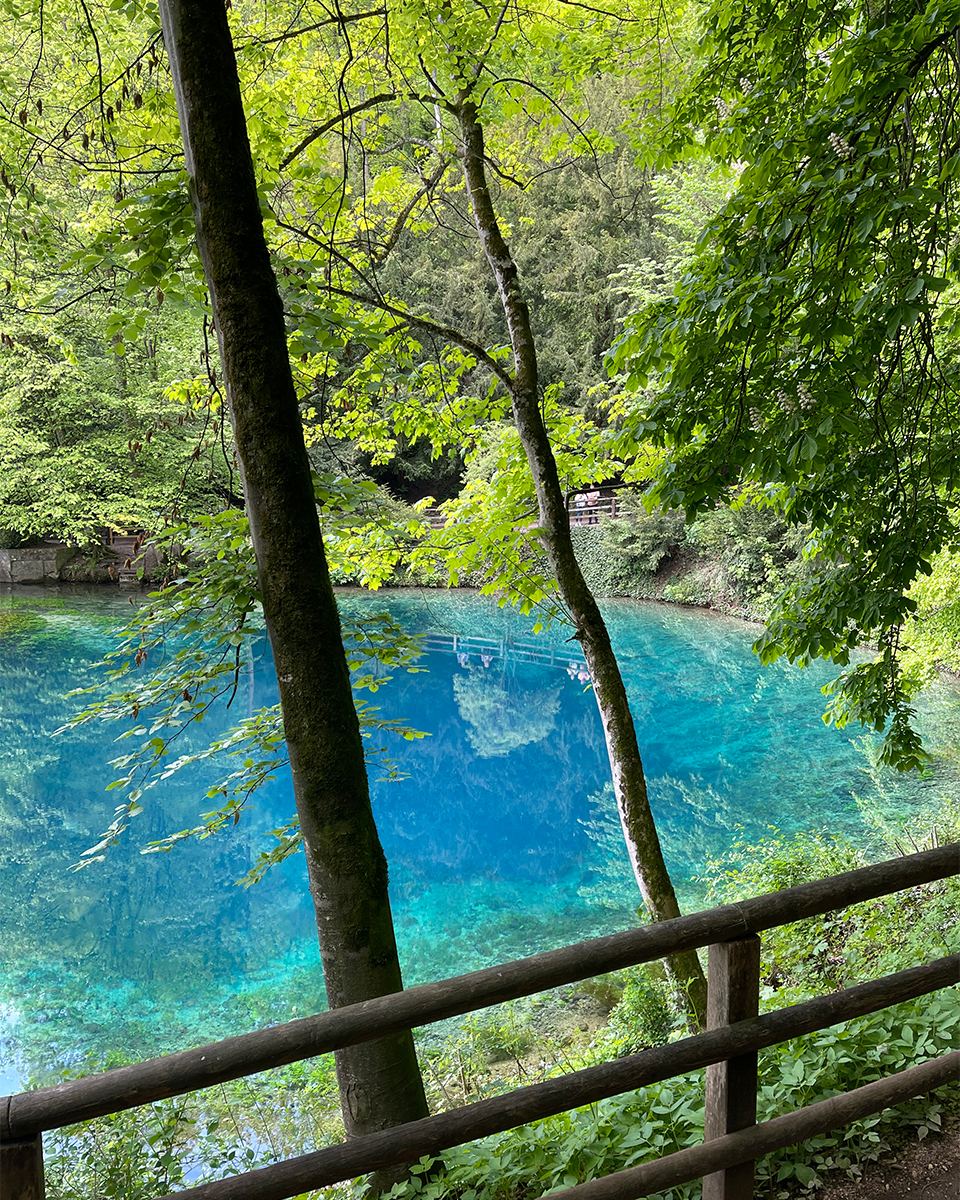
(610, 0, 960, 768)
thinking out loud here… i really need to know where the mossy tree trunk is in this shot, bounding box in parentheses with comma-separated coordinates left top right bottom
(156, 0, 429, 1171)
(456, 99, 707, 1026)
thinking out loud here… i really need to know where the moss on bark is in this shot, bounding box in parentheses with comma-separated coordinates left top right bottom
(157, 0, 429, 1164)
(456, 98, 707, 1026)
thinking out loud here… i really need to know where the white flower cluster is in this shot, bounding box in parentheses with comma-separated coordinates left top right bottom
(713, 96, 732, 120)
(749, 406, 764, 430)
(739, 77, 752, 94)
(776, 385, 815, 414)
(828, 131, 854, 159)
(776, 388, 796, 413)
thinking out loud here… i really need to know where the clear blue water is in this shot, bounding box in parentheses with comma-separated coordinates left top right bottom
(1, 586, 957, 1090)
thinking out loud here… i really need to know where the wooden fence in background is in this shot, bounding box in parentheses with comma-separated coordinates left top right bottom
(2, 844, 958, 1200)
(422, 496, 620, 530)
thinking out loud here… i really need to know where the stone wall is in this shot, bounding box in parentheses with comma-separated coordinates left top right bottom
(0, 547, 60, 585)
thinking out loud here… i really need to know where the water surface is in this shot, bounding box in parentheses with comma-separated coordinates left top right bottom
(1, 586, 955, 1087)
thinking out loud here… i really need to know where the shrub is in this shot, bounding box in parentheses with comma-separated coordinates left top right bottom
(385, 991, 959, 1200)
(0, 526, 30, 549)
(601, 499, 686, 573)
(685, 500, 814, 609)
(699, 810, 960, 994)
(603, 972, 675, 1054)
(662, 572, 715, 607)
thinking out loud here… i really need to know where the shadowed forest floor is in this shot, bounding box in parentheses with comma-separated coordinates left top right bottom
(798, 1116, 960, 1199)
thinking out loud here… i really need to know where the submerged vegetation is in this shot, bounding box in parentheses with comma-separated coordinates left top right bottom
(36, 807, 960, 1199)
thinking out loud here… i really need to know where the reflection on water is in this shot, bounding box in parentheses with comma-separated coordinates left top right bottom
(1, 586, 956, 1087)
(453, 666, 563, 758)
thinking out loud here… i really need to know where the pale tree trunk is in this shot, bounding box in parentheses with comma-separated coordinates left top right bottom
(157, 0, 429, 1180)
(456, 100, 707, 1025)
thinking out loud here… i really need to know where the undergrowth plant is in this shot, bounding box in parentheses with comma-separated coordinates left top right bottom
(699, 807, 960, 995)
(42, 1058, 346, 1200)
(382, 990, 959, 1200)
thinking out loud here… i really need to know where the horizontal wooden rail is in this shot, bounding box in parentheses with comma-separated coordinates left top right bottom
(547, 1051, 960, 1200)
(3, 843, 955, 1140)
(136, 956, 958, 1200)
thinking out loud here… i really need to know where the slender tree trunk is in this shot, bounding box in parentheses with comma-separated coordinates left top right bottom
(456, 99, 707, 1025)
(157, 0, 429, 1174)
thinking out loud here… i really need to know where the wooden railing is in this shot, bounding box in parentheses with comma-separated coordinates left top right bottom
(567, 496, 620, 527)
(421, 632, 586, 671)
(2, 845, 958, 1200)
(422, 495, 620, 530)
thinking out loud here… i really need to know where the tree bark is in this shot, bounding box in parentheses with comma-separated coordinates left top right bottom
(156, 0, 429, 1173)
(456, 99, 707, 1025)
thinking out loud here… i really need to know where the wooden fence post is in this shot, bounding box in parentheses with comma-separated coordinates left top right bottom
(0, 1134, 45, 1200)
(702, 935, 761, 1200)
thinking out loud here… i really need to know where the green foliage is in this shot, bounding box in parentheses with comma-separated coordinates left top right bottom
(382, 814, 960, 1200)
(372, 72, 687, 414)
(0, 527, 31, 548)
(601, 497, 685, 574)
(45, 1102, 191, 1199)
(603, 972, 675, 1055)
(700, 811, 960, 994)
(756, 1006, 955, 1193)
(569, 523, 662, 599)
(384, 988, 959, 1200)
(459, 1005, 536, 1068)
(0, 0, 708, 625)
(40, 978, 958, 1200)
(0, 303, 226, 544)
(397, 396, 632, 617)
(609, 0, 960, 769)
(42, 1056, 346, 1200)
(569, 494, 819, 614)
(608, 160, 734, 311)
(902, 546, 960, 681)
(660, 574, 717, 608)
(685, 497, 817, 612)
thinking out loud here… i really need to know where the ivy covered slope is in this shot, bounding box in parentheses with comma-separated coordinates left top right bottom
(570, 504, 960, 708)
(610, 0, 960, 770)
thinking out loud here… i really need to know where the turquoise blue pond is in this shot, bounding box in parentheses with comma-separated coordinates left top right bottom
(1, 586, 957, 1090)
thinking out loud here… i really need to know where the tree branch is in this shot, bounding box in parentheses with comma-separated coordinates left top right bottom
(372, 158, 450, 263)
(238, 9, 387, 49)
(279, 94, 397, 169)
(325, 284, 516, 392)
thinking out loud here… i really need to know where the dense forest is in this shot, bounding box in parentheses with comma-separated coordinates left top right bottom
(1, 0, 959, 1195)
